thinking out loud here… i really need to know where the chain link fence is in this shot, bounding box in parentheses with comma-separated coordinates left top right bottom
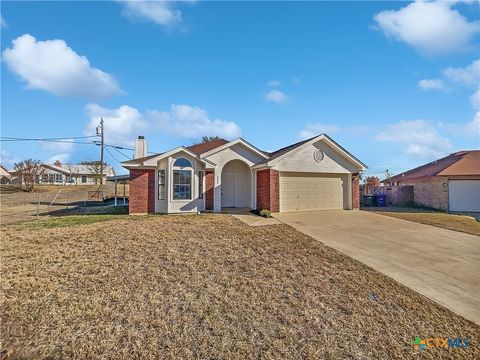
(0, 185, 129, 225)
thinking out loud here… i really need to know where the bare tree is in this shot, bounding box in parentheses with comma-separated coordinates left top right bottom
(13, 159, 45, 192)
(80, 160, 108, 185)
(66, 163, 80, 185)
(192, 136, 223, 145)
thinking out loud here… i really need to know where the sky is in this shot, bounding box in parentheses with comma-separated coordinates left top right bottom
(1, 0, 479, 177)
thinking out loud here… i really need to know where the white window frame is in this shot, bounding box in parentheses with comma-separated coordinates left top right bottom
(158, 170, 166, 200)
(172, 158, 193, 201)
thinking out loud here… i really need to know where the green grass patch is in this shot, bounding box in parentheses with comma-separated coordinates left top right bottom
(13, 214, 132, 230)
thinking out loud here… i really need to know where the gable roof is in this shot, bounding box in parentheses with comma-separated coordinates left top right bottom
(255, 134, 367, 170)
(186, 139, 229, 155)
(385, 150, 480, 182)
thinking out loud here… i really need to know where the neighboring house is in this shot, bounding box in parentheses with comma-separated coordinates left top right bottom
(10, 160, 115, 185)
(0, 163, 12, 184)
(384, 150, 480, 212)
(122, 134, 367, 214)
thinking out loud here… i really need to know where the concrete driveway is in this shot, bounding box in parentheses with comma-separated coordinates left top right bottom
(275, 210, 480, 324)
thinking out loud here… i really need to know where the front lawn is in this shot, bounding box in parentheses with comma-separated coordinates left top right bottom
(366, 207, 480, 236)
(1, 215, 478, 359)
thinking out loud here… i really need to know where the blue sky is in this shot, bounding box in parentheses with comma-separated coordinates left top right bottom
(1, 1, 479, 177)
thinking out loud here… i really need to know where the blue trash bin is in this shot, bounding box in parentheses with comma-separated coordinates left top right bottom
(375, 194, 386, 207)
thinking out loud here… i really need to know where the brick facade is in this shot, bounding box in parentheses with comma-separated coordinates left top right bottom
(205, 170, 214, 211)
(256, 169, 279, 212)
(129, 169, 155, 214)
(401, 177, 449, 211)
(352, 174, 360, 209)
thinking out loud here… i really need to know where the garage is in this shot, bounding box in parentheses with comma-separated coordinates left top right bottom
(449, 180, 480, 212)
(280, 172, 347, 212)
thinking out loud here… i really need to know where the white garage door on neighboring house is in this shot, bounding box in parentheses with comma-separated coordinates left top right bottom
(280, 172, 345, 212)
(449, 180, 480, 212)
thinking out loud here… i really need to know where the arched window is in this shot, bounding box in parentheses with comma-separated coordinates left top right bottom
(173, 158, 192, 168)
(173, 158, 192, 200)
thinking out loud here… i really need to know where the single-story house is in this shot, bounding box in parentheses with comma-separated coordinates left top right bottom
(122, 134, 367, 214)
(0, 163, 12, 184)
(384, 150, 480, 212)
(10, 160, 115, 185)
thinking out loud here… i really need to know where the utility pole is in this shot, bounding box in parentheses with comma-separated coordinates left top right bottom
(97, 118, 104, 185)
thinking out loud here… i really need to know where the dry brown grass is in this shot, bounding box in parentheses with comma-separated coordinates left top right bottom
(1, 214, 479, 359)
(369, 208, 480, 236)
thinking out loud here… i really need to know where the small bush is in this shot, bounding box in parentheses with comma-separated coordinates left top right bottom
(259, 209, 272, 218)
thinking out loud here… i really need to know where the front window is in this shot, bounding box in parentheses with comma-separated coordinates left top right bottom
(198, 171, 203, 199)
(173, 170, 192, 200)
(173, 158, 192, 168)
(81, 175, 87, 183)
(158, 170, 166, 200)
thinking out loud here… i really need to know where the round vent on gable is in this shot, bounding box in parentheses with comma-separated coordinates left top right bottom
(313, 149, 325, 162)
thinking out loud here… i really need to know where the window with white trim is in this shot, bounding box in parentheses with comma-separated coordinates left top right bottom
(158, 170, 166, 200)
(198, 171, 203, 199)
(173, 158, 192, 200)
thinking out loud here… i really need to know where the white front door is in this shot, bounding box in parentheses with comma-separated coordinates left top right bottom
(222, 173, 236, 207)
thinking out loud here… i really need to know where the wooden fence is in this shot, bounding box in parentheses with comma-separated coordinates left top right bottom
(360, 185, 414, 207)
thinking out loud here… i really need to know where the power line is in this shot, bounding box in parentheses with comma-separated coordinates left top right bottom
(1, 136, 98, 141)
(0, 139, 96, 145)
(107, 145, 131, 160)
(104, 146, 123, 163)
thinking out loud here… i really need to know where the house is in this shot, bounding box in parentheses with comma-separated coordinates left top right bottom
(10, 160, 116, 185)
(0, 163, 12, 184)
(122, 134, 367, 214)
(384, 150, 480, 212)
(38, 161, 116, 185)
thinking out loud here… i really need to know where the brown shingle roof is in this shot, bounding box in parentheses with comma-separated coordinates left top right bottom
(186, 139, 229, 155)
(386, 150, 480, 182)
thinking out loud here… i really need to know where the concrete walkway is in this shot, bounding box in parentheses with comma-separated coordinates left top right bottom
(222, 208, 282, 226)
(275, 210, 480, 324)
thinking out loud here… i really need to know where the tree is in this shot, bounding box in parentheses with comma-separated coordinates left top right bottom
(192, 136, 223, 145)
(365, 176, 380, 186)
(80, 160, 108, 185)
(13, 159, 45, 192)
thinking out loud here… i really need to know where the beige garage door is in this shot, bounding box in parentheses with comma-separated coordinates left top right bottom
(280, 172, 345, 212)
(449, 180, 480, 212)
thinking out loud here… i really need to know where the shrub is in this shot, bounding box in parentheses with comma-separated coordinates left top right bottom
(259, 209, 272, 218)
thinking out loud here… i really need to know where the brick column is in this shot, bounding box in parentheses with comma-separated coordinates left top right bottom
(256, 169, 279, 212)
(205, 170, 214, 211)
(352, 173, 360, 210)
(129, 169, 155, 214)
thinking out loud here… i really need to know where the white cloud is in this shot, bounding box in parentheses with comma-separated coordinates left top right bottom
(85, 103, 241, 146)
(376, 119, 453, 160)
(120, 1, 183, 27)
(442, 59, 480, 87)
(298, 123, 340, 140)
(418, 78, 447, 91)
(2, 34, 122, 99)
(40, 139, 75, 153)
(265, 89, 288, 104)
(470, 89, 480, 110)
(149, 104, 241, 139)
(1, 15, 6, 28)
(0, 150, 19, 168)
(267, 80, 281, 87)
(47, 153, 71, 164)
(86, 104, 148, 147)
(374, 1, 479, 55)
(465, 112, 480, 136)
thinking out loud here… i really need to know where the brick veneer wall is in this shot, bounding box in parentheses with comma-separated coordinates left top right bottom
(401, 177, 448, 211)
(129, 169, 155, 214)
(205, 170, 214, 211)
(256, 169, 279, 212)
(352, 174, 360, 209)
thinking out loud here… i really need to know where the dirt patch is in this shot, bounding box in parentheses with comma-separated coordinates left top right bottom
(367, 207, 480, 236)
(1, 215, 478, 359)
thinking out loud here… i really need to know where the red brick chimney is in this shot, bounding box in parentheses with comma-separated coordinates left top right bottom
(54, 160, 62, 167)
